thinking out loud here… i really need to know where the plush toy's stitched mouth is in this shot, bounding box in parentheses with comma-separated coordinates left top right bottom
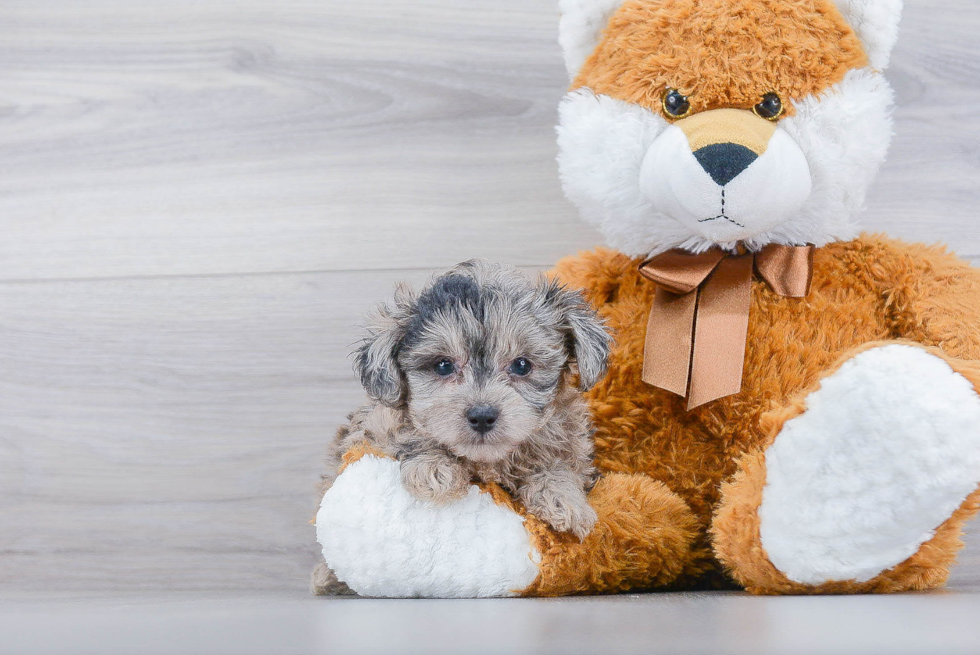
(697, 189, 745, 228)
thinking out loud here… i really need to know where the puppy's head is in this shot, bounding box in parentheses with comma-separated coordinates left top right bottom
(353, 261, 611, 463)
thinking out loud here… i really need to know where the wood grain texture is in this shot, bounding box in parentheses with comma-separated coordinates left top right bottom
(0, 0, 978, 597)
(0, 0, 977, 282)
(0, 269, 435, 593)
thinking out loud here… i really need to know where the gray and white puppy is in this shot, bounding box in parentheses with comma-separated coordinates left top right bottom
(312, 260, 611, 595)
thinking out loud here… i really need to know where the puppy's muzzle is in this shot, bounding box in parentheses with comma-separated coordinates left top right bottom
(466, 405, 499, 435)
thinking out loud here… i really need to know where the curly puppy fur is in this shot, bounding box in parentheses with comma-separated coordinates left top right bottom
(312, 261, 612, 595)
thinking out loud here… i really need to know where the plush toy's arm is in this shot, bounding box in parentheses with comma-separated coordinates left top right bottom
(315, 446, 701, 597)
(881, 240, 980, 359)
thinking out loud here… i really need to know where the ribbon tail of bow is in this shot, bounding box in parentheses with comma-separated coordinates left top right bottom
(641, 253, 754, 410)
(685, 254, 754, 409)
(640, 250, 727, 402)
(640, 245, 814, 410)
(642, 254, 754, 410)
(642, 286, 698, 397)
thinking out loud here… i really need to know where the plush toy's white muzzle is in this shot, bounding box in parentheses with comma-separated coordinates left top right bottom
(639, 109, 812, 244)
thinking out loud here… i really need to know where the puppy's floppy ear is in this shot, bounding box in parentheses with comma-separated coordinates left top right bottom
(353, 288, 413, 407)
(543, 279, 612, 391)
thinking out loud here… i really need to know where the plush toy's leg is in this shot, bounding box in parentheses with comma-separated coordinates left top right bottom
(315, 449, 701, 597)
(519, 472, 701, 596)
(712, 342, 980, 594)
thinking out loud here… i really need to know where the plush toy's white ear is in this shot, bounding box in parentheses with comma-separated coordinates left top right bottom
(831, 0, 903, 70)
(559, 0, 628, 79)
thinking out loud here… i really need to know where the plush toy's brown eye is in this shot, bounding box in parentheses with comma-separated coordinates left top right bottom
(754, 93, 784, 121)
(662, 89, 691, 119)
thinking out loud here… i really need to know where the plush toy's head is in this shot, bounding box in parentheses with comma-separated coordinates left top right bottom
(557, 0, 902, 256)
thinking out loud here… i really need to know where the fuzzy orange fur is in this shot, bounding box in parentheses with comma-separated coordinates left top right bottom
(573, 0, 868, 118)
(338, 442, 390, 472)
(711, 343, 980, 594)
(329, 238, 980, 595)
(518, 473, 705, 596)
(547, 235, 980, 593)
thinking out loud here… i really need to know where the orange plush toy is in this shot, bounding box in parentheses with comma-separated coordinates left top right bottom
(315, 0, 980, 596)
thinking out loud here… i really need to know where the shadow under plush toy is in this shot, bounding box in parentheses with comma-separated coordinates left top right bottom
(315, 0, 980, 596)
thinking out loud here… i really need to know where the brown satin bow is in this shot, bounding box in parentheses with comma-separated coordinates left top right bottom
(638, 244, 815, 410)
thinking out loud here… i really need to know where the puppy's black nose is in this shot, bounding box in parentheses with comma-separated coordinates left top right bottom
(693, 142, 759, 186)
(466, 405, 499, 435)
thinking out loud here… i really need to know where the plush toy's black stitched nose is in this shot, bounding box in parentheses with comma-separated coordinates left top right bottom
(693, 143, 759, 186)
(466, 405, 499, 435)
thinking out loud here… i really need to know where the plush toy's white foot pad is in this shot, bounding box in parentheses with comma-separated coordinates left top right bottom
(316, 455, 541, 598)
(759, 345, 980, 585)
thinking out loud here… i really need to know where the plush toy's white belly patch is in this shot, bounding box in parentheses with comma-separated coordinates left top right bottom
(316, 455, 541, 598)
(759, 345, 980, 585)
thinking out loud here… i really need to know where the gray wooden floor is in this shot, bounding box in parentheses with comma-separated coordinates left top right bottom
(4, 591, 980, 655)
(1, 0, 979, 652)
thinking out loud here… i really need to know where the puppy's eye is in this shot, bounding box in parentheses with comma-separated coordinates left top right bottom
(433, 359, 455, 377)
(662, 88, 691, 119)
(753, 92, 784, 121)
(509, 358, 532, 377)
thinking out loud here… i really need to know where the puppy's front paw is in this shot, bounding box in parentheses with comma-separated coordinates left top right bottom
(400, 455, 470, 504)
(527, 486, 598, 541)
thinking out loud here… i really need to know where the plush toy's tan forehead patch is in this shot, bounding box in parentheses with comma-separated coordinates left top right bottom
(572, 0, 868, 118)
